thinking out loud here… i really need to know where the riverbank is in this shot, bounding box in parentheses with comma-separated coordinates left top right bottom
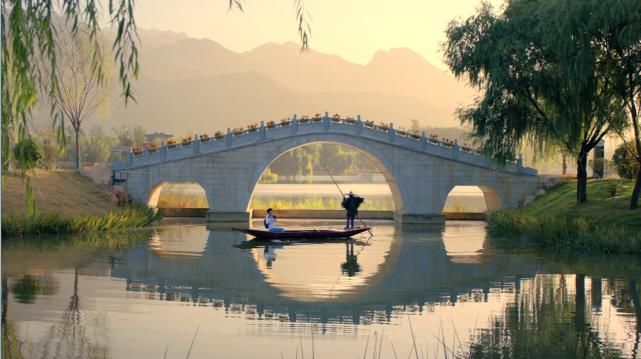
(2, 170, 160, 237)
(2, 203, 161, 237)
(488, 179, 641, 255)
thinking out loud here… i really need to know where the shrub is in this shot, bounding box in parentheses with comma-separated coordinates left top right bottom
(13, 138, 43, 170)
(612, 142, 639, 179)
(110, 186, 129, 206)
(607, 181, 620, 198)
(41, 143, 61, 170)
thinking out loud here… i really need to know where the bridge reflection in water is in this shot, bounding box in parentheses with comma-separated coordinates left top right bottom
(111, 220, 547, 330)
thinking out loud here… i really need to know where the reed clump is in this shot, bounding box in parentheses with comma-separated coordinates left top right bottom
(2, 204, 161, 237)
(487, 209, 641, 256)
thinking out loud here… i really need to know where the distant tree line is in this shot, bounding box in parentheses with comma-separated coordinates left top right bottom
(266, 126, 471, 181)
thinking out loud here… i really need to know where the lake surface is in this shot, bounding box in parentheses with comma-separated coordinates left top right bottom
(2, 220, 640, 358)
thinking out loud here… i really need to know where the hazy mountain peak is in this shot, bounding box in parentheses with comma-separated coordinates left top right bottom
(368, 47, 433, 68)
(137, 28, 189, 48)
(246, 41, 300, 53)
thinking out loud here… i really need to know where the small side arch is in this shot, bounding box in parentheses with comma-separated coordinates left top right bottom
(146, 181, 210, 212)
(441, 185, 503, 214)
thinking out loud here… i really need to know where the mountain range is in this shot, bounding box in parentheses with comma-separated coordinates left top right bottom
(102, 29, 477, 134)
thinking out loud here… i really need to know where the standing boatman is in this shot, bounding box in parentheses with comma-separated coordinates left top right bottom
(341, 191, 364, 229)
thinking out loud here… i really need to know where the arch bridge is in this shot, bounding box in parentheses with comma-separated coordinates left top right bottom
(112, 113, 538, 224)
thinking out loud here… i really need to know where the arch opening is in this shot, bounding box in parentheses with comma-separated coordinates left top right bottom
(248, 141, 402, 217)
(147, 181, 209, 217)
(441, 185, 502, 216)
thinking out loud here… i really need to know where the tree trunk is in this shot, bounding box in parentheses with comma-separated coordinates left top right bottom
(74, 129, 80, 170)
(631, 164, 641, 210)
(577, 151, 588, 204)
(562, 154, 567, 175)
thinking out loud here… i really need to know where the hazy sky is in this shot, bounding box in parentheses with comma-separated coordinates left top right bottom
(133, 0, 504, 69)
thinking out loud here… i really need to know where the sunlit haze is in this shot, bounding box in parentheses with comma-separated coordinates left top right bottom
(133, 0, 504, 69)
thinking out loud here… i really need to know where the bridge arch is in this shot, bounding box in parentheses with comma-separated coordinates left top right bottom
(147, 181, 209, 212)
(440, 185, 503, 214)
(245, 137, 404, 213)
(114, 117, 539, 224)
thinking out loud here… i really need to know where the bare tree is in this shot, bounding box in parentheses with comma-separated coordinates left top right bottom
(46, 23, 112, 169)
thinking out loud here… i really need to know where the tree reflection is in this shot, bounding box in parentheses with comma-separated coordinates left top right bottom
(10, 274, 59, 304)
(36, 268, 109, 359)
(467, 275, 631, 358)
(2, 275, 24, 359)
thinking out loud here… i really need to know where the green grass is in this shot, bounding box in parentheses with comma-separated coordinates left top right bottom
(487, 179, 641, 255)
(2, 204, 162, 237)
(522, 179, 640, 230)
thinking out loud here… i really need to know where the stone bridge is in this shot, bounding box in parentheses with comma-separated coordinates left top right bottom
(112, 113, 538, 224)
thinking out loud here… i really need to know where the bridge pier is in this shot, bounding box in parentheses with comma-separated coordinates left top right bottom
(395, 213, 445, 225)
(206, 211, 251, 224)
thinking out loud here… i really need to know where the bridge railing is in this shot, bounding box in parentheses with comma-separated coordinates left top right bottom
(113, 112, 536, 176)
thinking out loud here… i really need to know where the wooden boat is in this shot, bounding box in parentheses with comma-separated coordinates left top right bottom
(232, 227, 371, 240)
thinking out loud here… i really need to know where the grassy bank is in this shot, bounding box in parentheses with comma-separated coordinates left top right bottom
(488, 179, 641, 255)
(2, 169, 160, 237)
(2, 204, 161, 237)
(2, 169, 117, 216)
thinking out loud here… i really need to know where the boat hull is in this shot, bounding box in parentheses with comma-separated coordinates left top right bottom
(232, 227, 370, 240)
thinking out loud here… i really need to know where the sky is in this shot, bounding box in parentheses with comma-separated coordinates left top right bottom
(132, 0, 504, 69)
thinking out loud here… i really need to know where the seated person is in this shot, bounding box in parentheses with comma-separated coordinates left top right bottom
(263, 208, 285, 232)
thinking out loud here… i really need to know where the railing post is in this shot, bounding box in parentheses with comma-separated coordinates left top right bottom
(259, 120, 266, 141)
(517, 153, 523, 172)
(452, 139, 460, 159)
(193, 134, 200, 154)
(355, 115, 363, 135)
(421, 131, 428, 151)
(388, 123, 395, 143)
(161, 141, 167, 161)
(323, 111, 330, 131)
(226, 128, 232, 147)
(292, 114, 299, 134)
(127, 151, 133, 167)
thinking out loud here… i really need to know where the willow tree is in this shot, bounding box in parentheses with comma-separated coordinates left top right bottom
(1, 0, 311, 170)
(1, 0, 138, 170)
(591, 0, 641, 209)
(444, 0, 626, 204)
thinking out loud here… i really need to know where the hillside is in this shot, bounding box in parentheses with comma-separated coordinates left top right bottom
(30, 29, 475, 135)
(2, 170, 116, 217)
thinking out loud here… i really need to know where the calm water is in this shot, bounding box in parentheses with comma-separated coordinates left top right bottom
(2, 220, 640, 358)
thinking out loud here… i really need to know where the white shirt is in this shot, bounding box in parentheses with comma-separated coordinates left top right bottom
(264, 214, 277, 229)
